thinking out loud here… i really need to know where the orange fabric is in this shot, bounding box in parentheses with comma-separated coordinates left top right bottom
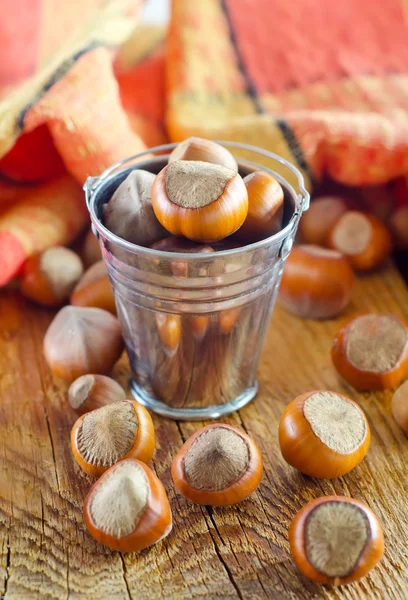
(0, 0, 42, 91)
(167, 0, 408, 187)
(0, 124, 65, 183)
(0, 0, 408, 286)
(0, 176, 88, 284)
(0, 0, 146, 283)
(225, 0, 408, 91)
(0, 0, 145, 177)
(115, 27, 167, 150)
(25, 48, 145, 183)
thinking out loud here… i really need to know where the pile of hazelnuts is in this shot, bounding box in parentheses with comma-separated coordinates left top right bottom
(276, 195, 408, 584)
(64, 364, 392, 586)
(280, 195, 394, 320)
(278, 190, 408, 445)
(67, 388, 263, 556)
(18, 138, 408, 587)
(104, 136, 285, 255)
(59, 306, 408, 588)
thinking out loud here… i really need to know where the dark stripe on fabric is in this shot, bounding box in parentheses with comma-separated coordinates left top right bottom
(17, 41, 109, 129)
(219, 1, 313, 183)
(219, 0, 264, 114)
(0, 170, 40, 186)
(276, 119, 314, 184)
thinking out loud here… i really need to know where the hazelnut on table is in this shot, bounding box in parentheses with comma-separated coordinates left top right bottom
(70, 260, 116, 314)
(289, 496, 384, 585)
(331, 314, 408, 390)
(328, 211, 392, 271)
(279, 245, 355, 319)
(298, 196, 348, 246)
(43, 306, 123, 382)
(68, 374, 126, 414)
(20, 246, 83, 307)
(172, 424, 263, 506)
(71, 399, 155, 477)
(84, 459, 172, 552)
(279, 390, 370, 478)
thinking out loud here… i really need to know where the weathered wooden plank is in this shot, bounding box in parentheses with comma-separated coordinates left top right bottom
(0, 261, 407, 599)
(0, 293, 131, 600)
(0, 292, 242, 600)
(179, 260, 408, 600)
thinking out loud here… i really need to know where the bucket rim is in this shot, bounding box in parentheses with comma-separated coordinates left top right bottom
(84, 141, 310, 260)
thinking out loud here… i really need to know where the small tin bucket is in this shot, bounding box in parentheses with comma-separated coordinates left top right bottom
(84, 142, 309, 420)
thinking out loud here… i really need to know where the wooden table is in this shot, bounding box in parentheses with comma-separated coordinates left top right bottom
(1, 262, 408, 600)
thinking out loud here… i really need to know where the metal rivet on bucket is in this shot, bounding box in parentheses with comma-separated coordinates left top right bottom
(279, 235, 294, 260)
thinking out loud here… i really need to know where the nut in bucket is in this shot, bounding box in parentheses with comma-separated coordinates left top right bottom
(85, 141, 309, 419)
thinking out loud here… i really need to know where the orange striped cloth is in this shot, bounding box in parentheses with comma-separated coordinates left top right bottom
(0, 0, 149, 283)
(0, 0, 407, 284)
(167, 0, 408, 190)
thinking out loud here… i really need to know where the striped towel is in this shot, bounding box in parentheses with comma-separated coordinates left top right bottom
(0, 0, 407, 284)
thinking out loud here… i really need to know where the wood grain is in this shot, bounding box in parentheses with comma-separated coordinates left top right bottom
(1, 261, 408, 599)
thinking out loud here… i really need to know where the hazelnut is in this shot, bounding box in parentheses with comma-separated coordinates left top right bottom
(391, 380, 408, 432)
(279, 390, 370, 478)
(83, 459, 172, 552)
(290, 496, 384, 585)
(279, 245, 354, 319)
(43, 306, 123, 382)
(331, 314, 408, 390)
(104, 169, 167, 246)
(20, 246, 83, 307)
(68, 374, 126, 414)
(70, 260, 116, 314)
(172, 424, 263, 506)
(169, 137, 238, 171)
(298, 196, 348, 245)
(151, 160, 248, 243)
(328, 211, 392, 271)
(71, 400, 155, 476)
(234, 171, 284, 241)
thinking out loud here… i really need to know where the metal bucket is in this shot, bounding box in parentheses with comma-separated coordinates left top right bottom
(84, 142, 309, 420)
